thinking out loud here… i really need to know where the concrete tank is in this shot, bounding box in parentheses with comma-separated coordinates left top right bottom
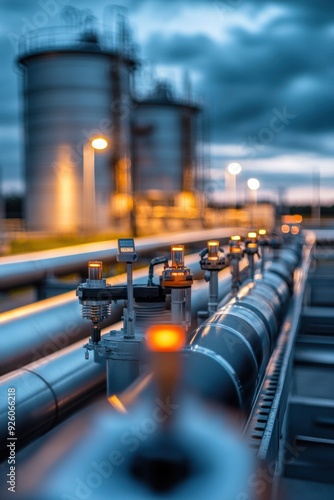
(18, 25, 136, 233)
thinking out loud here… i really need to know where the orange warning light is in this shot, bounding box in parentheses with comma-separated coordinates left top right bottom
(208, 240, 219, 260)
(281, 224, 290, 234)
(88, 261, 102, 280)
(146, 324, 186, 352)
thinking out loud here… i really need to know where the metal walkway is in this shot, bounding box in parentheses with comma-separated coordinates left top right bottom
(283, 246, 334, 499)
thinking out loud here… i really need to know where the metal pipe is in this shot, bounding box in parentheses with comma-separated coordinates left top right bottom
(0, 337, 106, 461)
(208, 270, 219, 315)
(125, 262, 135, 338)
(0, 228, 239, 290)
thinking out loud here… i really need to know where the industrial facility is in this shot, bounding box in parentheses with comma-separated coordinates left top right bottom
(1, 226, 334, 499)
(17, 11, 204, 235)
(1, 4, 334, 499)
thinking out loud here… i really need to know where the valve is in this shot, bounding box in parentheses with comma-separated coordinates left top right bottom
(199, 240, 225, 315)
(227, 235, 243, 296)
(76, 261, 112, 345)
(161, 245, 193, 330)
(258, 228, 269, 274)
(76, 240, 169, 393)
(244, 232, 259, 280)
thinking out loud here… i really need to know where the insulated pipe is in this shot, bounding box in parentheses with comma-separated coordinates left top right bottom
(231, 295, 278, 349)
(182, 263, 294, 412)
(255, 272, 290, 319)
(0, 336, 106, 461)
(184, 303, 272, 411)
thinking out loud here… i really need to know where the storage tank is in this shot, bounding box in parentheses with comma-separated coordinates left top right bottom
(18, 19, 136, 233)
(132, 81, 203, 233)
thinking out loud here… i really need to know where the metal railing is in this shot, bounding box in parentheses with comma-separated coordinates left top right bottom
(18, 25, 137, 61)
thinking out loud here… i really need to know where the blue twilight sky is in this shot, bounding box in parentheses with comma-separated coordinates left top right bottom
(0, 0, 334, 205)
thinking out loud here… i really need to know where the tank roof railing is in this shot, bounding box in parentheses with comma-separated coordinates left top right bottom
(18, 25, 137, 61)
(135, 79, 202, 109)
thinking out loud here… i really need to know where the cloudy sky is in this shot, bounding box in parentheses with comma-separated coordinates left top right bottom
(1, 0, 334, 204)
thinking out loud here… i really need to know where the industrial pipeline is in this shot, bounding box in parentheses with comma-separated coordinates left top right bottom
(0, 248, 250, 456)
(0, 230, 312, 499)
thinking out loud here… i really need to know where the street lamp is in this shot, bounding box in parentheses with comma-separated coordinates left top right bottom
(83, 136, 108, 234)
(247, 178, 260, 203)
(226, 162, 242, 208)
(247, 178, 260, 227)
(91, 137, 108, 150)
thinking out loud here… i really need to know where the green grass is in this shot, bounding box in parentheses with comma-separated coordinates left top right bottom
(9, 233, 127, 255)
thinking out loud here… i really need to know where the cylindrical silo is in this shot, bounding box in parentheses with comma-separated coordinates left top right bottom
(132, 81, 203, 234)
(18, 21, 136, 233)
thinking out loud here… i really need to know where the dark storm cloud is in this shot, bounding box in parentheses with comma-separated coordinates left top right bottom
(248, 0, 334, 20)
(141, 1, 334, 159)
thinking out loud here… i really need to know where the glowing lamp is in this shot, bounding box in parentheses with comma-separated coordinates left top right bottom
(91, 137, 108, 150)
(171, 245, 185, 268)
(247, 178, 260, 190)
(208, 240, 219, 261)
(227, 162, 242, 176)
(88, 261, 103, 280)
(229, 235, 242, 254)
(247, 232, 257, 239)
(146, 324, 186, 352)
(282, 215, 302, 225)
(291, 225, 300, 235)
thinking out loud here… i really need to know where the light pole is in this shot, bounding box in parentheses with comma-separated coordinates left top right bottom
(226, 162, 242, 209)
(247, 178, 260, 227)
(312, 166, 321, 226)
(83, 137, 108, 234)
